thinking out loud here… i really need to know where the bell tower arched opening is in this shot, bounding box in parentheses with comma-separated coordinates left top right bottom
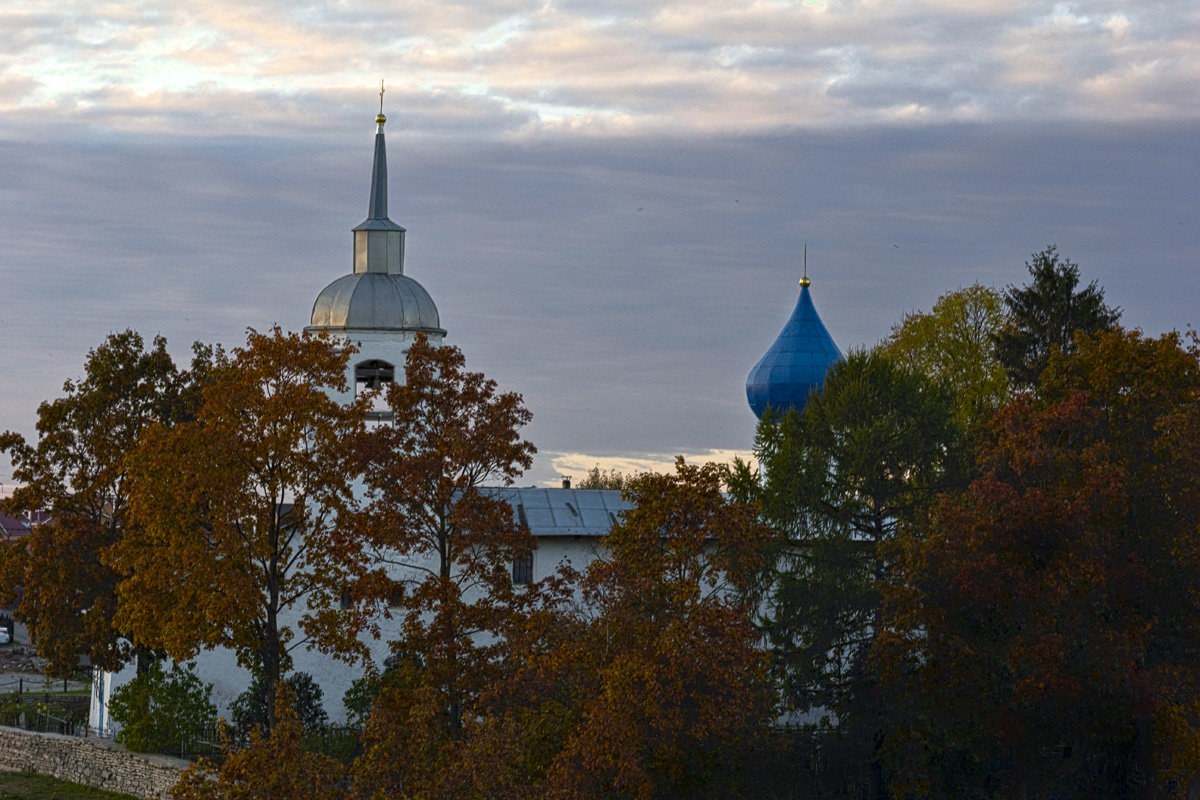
(356, 359, 395, 422)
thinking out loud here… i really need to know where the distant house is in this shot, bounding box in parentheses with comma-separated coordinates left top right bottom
(0, 512, 30, 546)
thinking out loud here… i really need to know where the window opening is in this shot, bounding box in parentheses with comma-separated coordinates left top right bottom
(512, 549, 534, 585)
(355, 359, 394, 392)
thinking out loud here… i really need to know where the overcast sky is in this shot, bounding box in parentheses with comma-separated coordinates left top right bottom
(2, 0, 1198, 487)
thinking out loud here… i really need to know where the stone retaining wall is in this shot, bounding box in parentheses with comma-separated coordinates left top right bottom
(0, 726, 187, 799)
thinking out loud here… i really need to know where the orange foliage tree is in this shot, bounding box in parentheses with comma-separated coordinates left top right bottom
(0, 331, 217, 675)
(170, 684, 345, 800)
(379, 460, 776, 800)
(349, 336, 542, 794)
(537, 460, 774, 800)
(882, 329, 1200, 799)
(113, 327, 371, 727)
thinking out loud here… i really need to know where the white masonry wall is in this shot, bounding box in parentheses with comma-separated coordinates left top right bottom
(89, 531, 611, 734)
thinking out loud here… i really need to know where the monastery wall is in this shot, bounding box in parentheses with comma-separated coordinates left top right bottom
(0, 725, 186, 799)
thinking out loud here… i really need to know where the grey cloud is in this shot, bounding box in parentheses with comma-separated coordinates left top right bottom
(3, 120, 1198, 485)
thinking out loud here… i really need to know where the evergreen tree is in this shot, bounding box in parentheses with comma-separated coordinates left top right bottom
(756, 350, 966, 798)
(993, 245, 1120, 388)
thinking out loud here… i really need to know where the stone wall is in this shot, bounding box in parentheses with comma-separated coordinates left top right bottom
(0, 726, 187, 799)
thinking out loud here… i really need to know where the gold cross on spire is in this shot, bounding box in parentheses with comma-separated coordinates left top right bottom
(376, 79, 387, 126)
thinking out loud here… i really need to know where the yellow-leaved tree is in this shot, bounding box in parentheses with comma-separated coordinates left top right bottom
(0, 331, 218, 676)
(114, 327, 371, 729)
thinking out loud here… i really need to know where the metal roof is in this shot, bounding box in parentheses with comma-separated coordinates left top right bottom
(480, 487, 632, 538)
(746, 284, 843, 418)
(0, 512, 31, 544)
(353, 128, 405, 233)
(309, 272, 443, 332)
(307, 114, 443, 334)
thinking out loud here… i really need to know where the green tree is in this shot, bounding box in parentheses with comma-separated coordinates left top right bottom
(992, 245, 1121, 388)
(879, 284, 1009, 432)
(755, 349, 965, 796)
(230, 671, 329, 738)
(341, 649, 423, 730)
(114, 327, 370, 730)
(0, 331, 218, 675)
(108, 661, 217, 754)
(575, 465, 640, 490)
(884, 329, 1200, 799)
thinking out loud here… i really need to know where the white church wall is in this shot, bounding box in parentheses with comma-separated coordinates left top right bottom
(90, 527, 615, 735)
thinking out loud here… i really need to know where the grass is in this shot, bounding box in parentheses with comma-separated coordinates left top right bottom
(0, 772, 138, 800)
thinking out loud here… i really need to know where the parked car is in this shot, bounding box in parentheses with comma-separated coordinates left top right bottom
(0, 628, 10, 645)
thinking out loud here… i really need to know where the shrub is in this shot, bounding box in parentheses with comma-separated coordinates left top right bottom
(108, 662, 217, 754)
(231, 671, 328, 736)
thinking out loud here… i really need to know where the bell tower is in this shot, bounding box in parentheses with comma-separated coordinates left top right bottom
(306, 88, 446, 414)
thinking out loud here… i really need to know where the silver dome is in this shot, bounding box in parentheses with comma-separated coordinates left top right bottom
(310, 272, 444, 332)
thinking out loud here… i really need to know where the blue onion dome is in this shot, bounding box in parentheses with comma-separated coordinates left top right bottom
(746, 276, 843, 418)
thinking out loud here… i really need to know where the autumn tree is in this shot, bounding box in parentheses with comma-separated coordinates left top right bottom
(349, 335, 540, 794)
(113, 327, 370, 729)
(884, 329, 1200, 799)
(541, 460, 773, 799)
(396, 460, 775, 800)
(171, 684, 345, 800)
(0, 331, 217, 675)
(992, 245, 1121, 388)
(754, 349, 965, 796)
(879, 284, 1009, 432)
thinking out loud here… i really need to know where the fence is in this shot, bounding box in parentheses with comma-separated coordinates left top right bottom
(0, 706, 79, 736)
(0, 674, 79, 695)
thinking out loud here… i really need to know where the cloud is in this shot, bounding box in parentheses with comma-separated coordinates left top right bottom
(546, 449, 753, 486)
(4, 118, 1197, 487)
(3, 0, 1198, 138)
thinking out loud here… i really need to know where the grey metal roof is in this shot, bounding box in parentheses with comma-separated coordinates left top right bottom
(480, 487, 632, 538)
(308, 115, 443, 334)
(354, 129, 404, 233)
(309, 272, 443, 332)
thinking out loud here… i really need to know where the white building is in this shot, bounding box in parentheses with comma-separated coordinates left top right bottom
(89, 110, 629, 734)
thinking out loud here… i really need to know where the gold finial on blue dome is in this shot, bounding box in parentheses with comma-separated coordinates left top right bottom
(799, 243, 811, 288)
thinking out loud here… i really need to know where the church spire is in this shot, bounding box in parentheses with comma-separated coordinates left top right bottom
(353, 83, 406, 274)
(367, 81, 390, 221)
(308, 87, 444, 341)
